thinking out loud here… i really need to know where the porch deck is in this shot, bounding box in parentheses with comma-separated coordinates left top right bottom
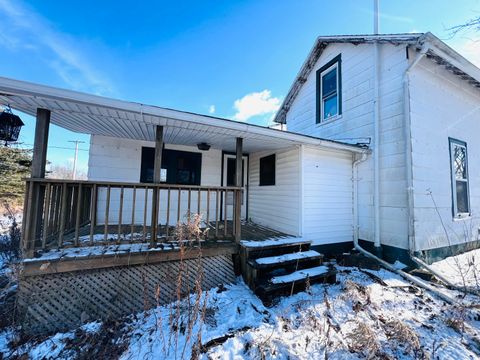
(59, 220, 290, 246)
(21, 220, 292, 276)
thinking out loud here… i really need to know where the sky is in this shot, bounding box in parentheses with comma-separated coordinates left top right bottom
(1, 0, 480, 174)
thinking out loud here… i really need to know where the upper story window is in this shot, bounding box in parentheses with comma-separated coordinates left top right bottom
(316, 54, 342, 123)
(449, 138, 470, 218)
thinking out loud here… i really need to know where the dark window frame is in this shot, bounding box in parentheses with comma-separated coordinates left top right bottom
(316, 54, 342, 124)
(449, 138, 470, 218)
(259, 154, 276, 186)
(140, 147, 202, 185)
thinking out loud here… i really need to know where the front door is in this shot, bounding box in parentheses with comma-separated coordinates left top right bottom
(222, 154, 248, 220)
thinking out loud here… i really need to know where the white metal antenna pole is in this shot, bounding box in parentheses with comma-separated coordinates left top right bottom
(374, 0, 379, 34)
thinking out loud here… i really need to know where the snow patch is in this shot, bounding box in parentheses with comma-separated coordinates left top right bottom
(430, 248, 480, 289)
(271, 265, 329, 284)
(255, 250, 321, 265)
(241, 237, 310, 248)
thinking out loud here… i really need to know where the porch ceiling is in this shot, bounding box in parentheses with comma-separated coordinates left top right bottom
(0, 76, 367, 153)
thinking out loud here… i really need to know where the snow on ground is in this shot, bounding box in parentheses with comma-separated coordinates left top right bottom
(431, 248, 480, 289)
(1, 265, 479, 360)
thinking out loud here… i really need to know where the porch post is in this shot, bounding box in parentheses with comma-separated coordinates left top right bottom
(24, 108, 50, 256)
(151, 125, 163, 245)
(31, 109, 50, 178)
(234, 137, 243, 243)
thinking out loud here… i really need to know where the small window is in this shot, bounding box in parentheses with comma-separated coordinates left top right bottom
(316, 54, 342, 123)
(259, 154, 275, 186)
(140, 147, 202, 185)
(449, 138, 470, 217)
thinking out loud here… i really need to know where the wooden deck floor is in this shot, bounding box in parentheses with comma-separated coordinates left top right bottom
(23, 221, 293, 276)
(57, 220, 291, 248)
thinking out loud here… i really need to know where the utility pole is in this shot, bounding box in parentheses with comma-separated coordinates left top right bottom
(68, 140, 85, 180)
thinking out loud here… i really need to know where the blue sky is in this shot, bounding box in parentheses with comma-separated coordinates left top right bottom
(1, 0, 480, 174)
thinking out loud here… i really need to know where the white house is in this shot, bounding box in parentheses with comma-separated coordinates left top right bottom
(274, 32, 480, 263)
(2, 32, 479, 267)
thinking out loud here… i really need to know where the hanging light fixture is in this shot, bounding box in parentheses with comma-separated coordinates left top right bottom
(197, 142, 211, 151)
(0, 105, 24, 146)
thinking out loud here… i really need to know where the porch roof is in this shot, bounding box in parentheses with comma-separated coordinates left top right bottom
(0, 76, 367, 154)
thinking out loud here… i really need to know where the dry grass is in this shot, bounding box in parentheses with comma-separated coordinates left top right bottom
(157, 212, 210, 360)
(444, 305, 467, 333)
(173, 212, 209, 243)
(384, 319, 421, 355)
(346, 321, 380, 358)
(342, 280, 371, 312)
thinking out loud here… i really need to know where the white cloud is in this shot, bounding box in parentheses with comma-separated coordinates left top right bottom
(208, 105, 216, 114)
(0, 0, 114, 95)
(232, 90, 281, 122)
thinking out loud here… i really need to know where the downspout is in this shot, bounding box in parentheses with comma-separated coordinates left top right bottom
(373, 0, 381, 252)
(404, 44, 429, 256)
(353, 152, 368, 243)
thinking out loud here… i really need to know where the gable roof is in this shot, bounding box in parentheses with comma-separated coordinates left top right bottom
(274, 32, 480, 124)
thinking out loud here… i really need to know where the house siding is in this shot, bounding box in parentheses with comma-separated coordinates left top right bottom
(248, 147, 301, 236)
(302, 146, 354, 245)
(285, 42, 410, 249)
(409, 56, 480, 251)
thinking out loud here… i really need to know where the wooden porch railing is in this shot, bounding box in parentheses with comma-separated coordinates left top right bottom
(22, 178, 243, 257)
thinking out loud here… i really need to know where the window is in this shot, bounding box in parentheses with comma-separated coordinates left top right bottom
(449, 138, 470, 217)
(259, 154, 275, 186)
(140, 147, 202, 185)
(316, 54, 342, 123)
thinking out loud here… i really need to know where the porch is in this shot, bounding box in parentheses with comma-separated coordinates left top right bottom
(21, 177, 293, 274)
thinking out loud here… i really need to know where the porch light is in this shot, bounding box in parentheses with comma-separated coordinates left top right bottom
(197, 142, 211, 151)
(0, 105, 24, 146)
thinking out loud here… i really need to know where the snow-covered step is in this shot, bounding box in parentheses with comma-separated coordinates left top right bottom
(252, 250, 322, 269)
(240, 237, 311, 250)
(270, 265, 329, 284)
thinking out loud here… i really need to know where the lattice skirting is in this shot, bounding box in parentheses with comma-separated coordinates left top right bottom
(17, 254, 235, 335)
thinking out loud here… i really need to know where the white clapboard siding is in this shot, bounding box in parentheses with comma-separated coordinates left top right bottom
(285, 42, 410, 249)
(302, 146, 354, 245)
(248, 147, 301, 236)
(409, 56, 480, 251)
(88, 135, 224, 226)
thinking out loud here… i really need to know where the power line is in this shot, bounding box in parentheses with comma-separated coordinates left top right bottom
(11, 143, 89, 151)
